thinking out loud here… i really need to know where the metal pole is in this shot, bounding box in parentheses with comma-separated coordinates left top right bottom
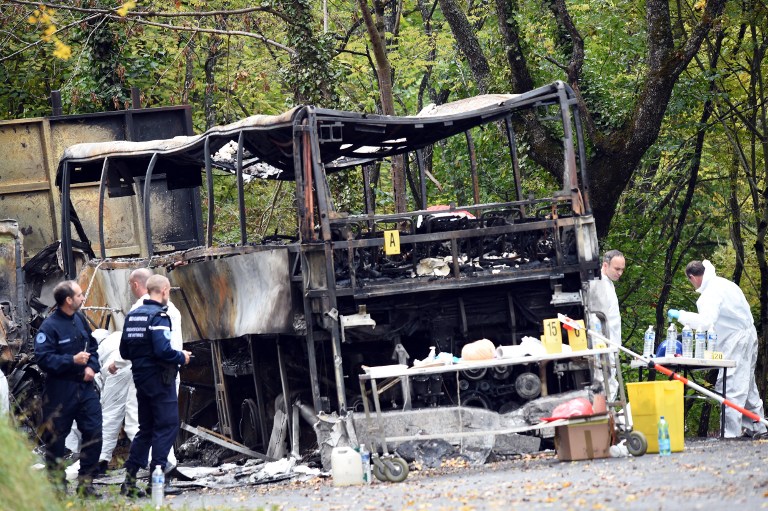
(415, 149, 427, 210)
(204, 137, 214, 247)
(236, 131, 247, 244)
(61, 162, 73, 278)
(97, 158, 109, 259)
(503, 116, 525, 216)
(142, 153, 159, 257)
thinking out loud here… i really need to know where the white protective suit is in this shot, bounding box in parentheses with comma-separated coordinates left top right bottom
(0, 367, 9, 416)
(64, 328, 112, 455)
(587, 270, 621, 401)
(123, 294, 183, 469)
(97, 330, 137, 463)
(677, 260, 766, 438)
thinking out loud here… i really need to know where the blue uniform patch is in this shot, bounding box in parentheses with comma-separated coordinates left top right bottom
(163, 330, 172, 340)
(35, 332, 46, 344)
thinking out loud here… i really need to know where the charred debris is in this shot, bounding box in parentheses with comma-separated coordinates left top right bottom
(1, 81, 601, 466)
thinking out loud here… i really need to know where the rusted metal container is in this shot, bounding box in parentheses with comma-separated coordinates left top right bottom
(0, 106, 200, 260)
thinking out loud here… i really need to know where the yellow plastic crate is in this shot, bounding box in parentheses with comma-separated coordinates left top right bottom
(626, 380, 684, 453)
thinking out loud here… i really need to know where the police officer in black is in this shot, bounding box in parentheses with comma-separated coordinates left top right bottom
(119, 274, 190, 497)
(35, 280, 102, 497)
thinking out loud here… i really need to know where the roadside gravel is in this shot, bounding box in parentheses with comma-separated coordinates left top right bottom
(166, 438, 768, 511)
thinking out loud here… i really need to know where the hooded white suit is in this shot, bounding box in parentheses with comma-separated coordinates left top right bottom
(0, 368, 9, 416)
(677, 260, 766, 438)
(588, 270, 621, 401)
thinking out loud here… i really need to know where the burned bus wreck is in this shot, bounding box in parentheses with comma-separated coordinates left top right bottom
(53, 81, 601, 460)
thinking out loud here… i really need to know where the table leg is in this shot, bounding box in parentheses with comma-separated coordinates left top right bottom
(539, 361, 549, 397)
(721, 369, 727, 439)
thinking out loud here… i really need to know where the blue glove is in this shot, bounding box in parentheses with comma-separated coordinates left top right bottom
(667, 309, 680, 320)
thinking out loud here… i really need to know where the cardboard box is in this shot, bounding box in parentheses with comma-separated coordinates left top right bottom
(554, 419, 612, 461)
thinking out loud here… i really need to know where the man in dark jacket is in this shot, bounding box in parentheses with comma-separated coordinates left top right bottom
(119, 274, 190, 497)
(35, 280, 102, 496)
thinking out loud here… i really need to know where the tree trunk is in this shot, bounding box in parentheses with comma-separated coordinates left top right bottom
(358, 0, 407, 212)
(204, 35, 222, 130)
(438, 0, 727, 237)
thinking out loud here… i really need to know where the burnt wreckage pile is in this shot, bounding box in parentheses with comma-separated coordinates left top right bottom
(332, 211, 573, 284)
(3, 81, 601, 461)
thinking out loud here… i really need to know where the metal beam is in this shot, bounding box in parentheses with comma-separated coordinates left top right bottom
(180, 423, 274, 461)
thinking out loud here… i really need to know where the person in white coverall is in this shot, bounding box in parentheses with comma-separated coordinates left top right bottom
(0, 366, 9, 417)
(587, 249, 625, 402)
(65, 328, 128, 476)
(96, 329, 137, 470)
(668, 259, 767, 439)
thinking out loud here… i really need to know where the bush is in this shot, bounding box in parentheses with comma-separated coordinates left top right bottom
(0, 416, 61, 511)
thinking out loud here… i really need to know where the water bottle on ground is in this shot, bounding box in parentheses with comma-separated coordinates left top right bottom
(695, 328, 706, 359)
(151, 465, 165, 508)
(642, 325, 655, 358)
(706, 325, 717, 358)
(666, 323, 678, 357)
(681, 324, 693, 358)
(658, 416, 671, 456)
(360, 443, 372, 484)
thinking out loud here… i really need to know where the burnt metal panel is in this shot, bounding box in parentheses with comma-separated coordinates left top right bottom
(71, 186, 141, 257)
(0, 121, 58, 256)
(171, 249, 293, 340)
(0, 220, 26, 348)
(134, 175, 203, 253)
(0, 106, 199, 261)
(77, 264, 134, 331)
(0, 221, 21, 304)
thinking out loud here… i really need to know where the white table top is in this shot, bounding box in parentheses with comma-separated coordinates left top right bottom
(629, 356, 736, 370)
(360, 347, 618, 380)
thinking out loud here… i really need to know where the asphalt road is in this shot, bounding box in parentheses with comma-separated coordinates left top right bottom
(164, 438, 768, 511)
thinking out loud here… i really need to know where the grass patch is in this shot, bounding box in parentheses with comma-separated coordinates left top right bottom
(0, 416, 61, 511)
(0, 417, 269, 510)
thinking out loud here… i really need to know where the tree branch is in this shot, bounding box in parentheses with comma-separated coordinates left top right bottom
(0, 12, 102, 63)
(6, 0, 291, 23)
(102, 14, 296, 55)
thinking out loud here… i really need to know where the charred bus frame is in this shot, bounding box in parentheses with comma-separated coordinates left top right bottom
(56, 81, 600, 449)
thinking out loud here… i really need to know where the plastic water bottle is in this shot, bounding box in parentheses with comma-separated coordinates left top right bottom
(642, 325, 655, 358)
(706, 325, 717, 358)
(695, 328, 706, 359)
(360, 443, 372, 484)
(590, 317, 602, 348)
(681, 324, 693, 358)
(592, 318, 602, 335)
(151, 465, 164, 507)
(658, 416, 671, 456)
(665, 323, 678, 357)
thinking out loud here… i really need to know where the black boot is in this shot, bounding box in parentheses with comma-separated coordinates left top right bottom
(120, 469, 146, 498)
(76, 476, 100, 498)
(95, 459, 109, 477)
(164, 474, 181, 495)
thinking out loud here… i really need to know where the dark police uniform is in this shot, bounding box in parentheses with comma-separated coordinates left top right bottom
(35, 309, 102, 479)
(120, 299, 185, 475)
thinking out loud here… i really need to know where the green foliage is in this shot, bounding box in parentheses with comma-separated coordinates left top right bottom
(0, 417, 61, 511)
(2, 0, 767, 437)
